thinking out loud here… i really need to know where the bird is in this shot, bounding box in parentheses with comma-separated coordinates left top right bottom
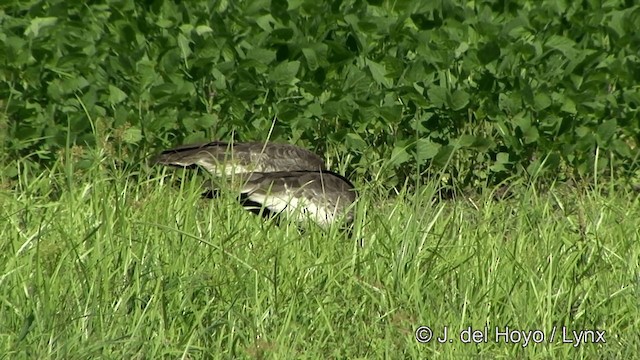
(235, 170, 357, 228)
(151, 141, 326, 176)
(152, 141, 357, 228)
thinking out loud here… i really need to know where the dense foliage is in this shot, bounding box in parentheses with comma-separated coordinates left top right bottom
(2, 0, 639, 188)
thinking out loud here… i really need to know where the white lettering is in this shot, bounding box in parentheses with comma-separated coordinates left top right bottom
(495, 326, 509, 342)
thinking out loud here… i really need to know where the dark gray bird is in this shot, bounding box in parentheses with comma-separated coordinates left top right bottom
(237, 170, 357, 228)
(152, 141, 326, 175)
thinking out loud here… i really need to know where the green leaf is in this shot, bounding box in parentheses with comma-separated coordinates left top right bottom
(183, 131, 206, 144)
(367, 59, 392, 88)
(108, 85, 128, 104)
(623, 90, 640, 108)
(455, 135, 476, 148)
(470, 137, 495, 152)
(389, 146, 411, 166)
(605, 9, 627, 38)
(596, 119, 617, 145)
(122, 127, 142, 144)
(534, 93, 552, 111)
(195, 25, 213, 35)
(523, 126, 539, 144)
(379, 105, 402, 124)
(499, 92, 521, 114)
(269, 61, 300, 84)
(302, 48, 319, 71)
(433, 145, 455, 167)
(24, 17, 58, 37)
(545, 35, 577, 57)
(247, 48, 277, 64)
(560, 97, 577, 114)
(199, 114, 218, 128)
(477, 41, 500, 65)
(345, 133, 367, 151)
(151, 83, 178, 98)
(497, 152, 510, 163)
(427, 87, 447, 108)
(611, 139, 632, 158)
(449, 90, 469, 111)
(416, 138, 440, 162)
(177, 33, 192, 58)
(490, 152, 511, 172)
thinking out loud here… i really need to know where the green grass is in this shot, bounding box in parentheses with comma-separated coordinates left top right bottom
(1, 161, 638, 359)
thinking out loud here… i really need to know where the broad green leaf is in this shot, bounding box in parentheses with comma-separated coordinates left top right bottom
(122, 127, 142, 144)
(24, 17, 58, 37)
(195, 25, 213, 35)
(605, 9, 627, 38)
(514, 113, 531, 132)
(450, 89, 470, 111)
(498, 92, 521, 114)
(345, 133, 367, 151)
(416, 138, 440, 162)
(534, 93, 552, 111)
(596, 119, 617, 144)
(433, 145, 455, 167)
(275, 103, 299, 121)
(623, 90, 640, 107)
(302, 48, 319, 71)
(490, 152, 511, 172)
(305, 102, 322, 117)
(255, 14, 275, 32)
(269, 60, 300, 84)
(183, 131, 206, 144)
(560, 97, 577, 114)
(611, 139, 632, 157)
(177, 33, 192, 58)
(389, 146, 411, 166)
(478, 41, 500, 65)
(496, 152, 510, 163)
(577, 132, 596, 151)
(455, 135, 476, 148)
(247, 48, 277, 64)
(108, 85, 128, 104)
(545, 35, 577, 56)
(156, 19, 174, 28)
(523, 126, 539, 144)
(469, 137, 495, 152)
(200, 114, 218, 128)
(455, 42, 469, 58)
(367, 60, 392, 88)
(151, 83, 178, 98)
(427, 87, 447, 108)
(379, 105, 402, 124)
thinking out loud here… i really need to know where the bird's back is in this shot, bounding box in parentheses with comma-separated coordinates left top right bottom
(239, 170, 357, 227)
(152, 141, 325, 175)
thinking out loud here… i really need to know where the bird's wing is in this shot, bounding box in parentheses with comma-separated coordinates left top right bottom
(152, 142, 326, 174)
(258, 144, 326, 172)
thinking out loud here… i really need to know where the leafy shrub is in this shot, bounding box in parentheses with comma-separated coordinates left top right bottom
(1, 0, 639, 188)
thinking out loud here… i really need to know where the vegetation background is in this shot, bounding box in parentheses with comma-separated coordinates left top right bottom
(1, 0, 639, 358)
(2, 0, 640, 189)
